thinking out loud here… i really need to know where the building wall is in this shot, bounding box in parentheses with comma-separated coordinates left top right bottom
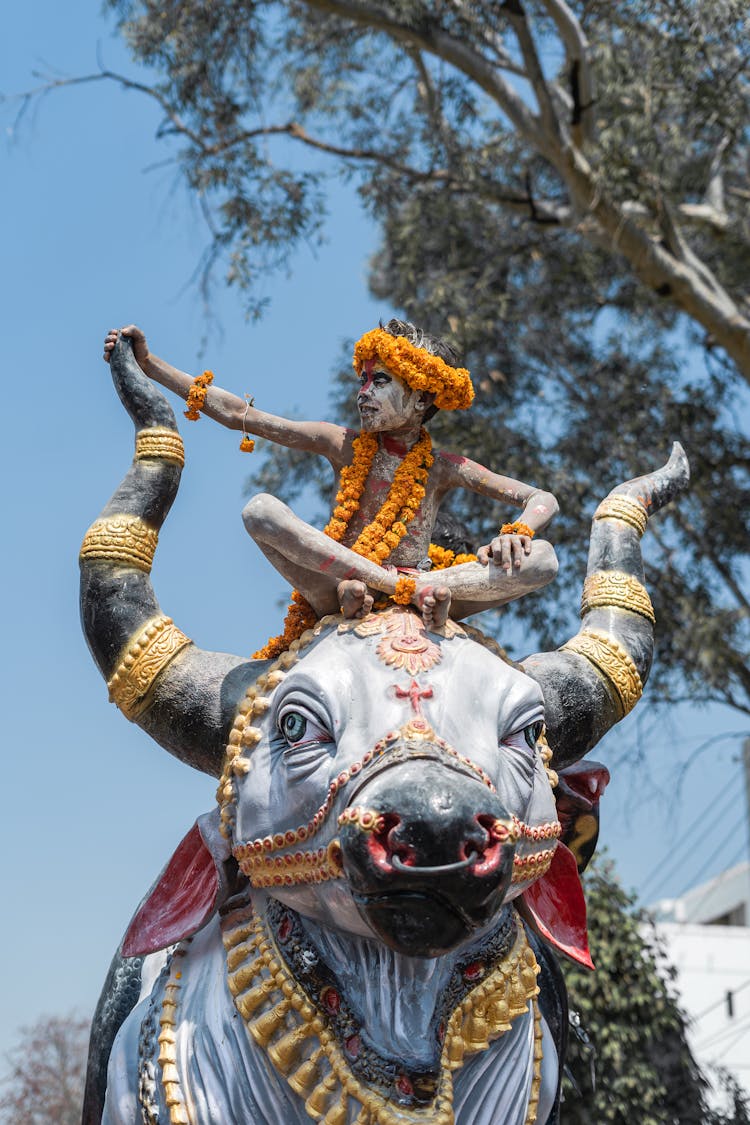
(656, 921, 750, 1103)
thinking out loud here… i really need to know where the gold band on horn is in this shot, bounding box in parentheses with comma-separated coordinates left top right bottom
(593, 495, 648, 537)
(107, 614, 192, 720)
(581, 571, 655, 625)
(135, 427, 185, 468)
(560, 628, 643, 719)
(80, 516, 159, 573)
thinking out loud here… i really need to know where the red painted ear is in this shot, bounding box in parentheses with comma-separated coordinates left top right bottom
(521, 842, 594, 969)
(122, 822, 222, 957)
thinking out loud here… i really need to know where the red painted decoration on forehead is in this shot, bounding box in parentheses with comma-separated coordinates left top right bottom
(394, 679, 434, 717)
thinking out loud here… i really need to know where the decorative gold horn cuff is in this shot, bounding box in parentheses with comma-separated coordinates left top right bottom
(107, 614, 192, 720)
(593, 495, 648, 537)
(581, 570, 655, 624)
(135, 427, 185, 468)
(560, 628, 643, 719)
(80, 516, 159, 573)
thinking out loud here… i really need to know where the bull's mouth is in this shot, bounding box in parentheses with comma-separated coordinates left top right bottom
(351, 887, 482, 957)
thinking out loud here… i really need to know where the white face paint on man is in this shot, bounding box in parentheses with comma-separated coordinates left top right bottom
(356, 361, 426, 434)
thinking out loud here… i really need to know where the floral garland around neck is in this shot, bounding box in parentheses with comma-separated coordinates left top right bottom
(254, 429, 433, 659)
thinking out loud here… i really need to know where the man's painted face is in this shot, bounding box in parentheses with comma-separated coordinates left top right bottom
(357, 360, 423, 433)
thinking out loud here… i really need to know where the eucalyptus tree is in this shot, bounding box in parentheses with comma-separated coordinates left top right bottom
(22, 0, 750, 711)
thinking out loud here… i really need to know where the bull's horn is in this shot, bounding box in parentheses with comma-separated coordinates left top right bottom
(523, 443, 689, 768)
(80, 335, 260, 777)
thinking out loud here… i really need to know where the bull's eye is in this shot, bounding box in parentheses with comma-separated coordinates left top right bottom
(524, 720, 544, 750)
(276, 703, 332, 753)
(281, 711, 308, 743)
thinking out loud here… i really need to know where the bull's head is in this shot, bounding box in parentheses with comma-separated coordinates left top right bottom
(220, 608, 556, 956)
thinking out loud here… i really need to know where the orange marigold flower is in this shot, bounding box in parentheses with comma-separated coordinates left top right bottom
(352, 329, 474, 412)
(392, 576, 417, 605)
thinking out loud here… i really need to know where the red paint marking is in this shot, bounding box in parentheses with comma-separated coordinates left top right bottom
(394, 679, 434, 716)
(382, 435, 407, 456)
(341, 567, 358, 580)
(442, 451, 468, 465)
(320, 556, 336, 572)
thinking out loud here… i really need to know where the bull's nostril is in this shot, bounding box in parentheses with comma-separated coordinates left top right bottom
(367, 812, 417, 870)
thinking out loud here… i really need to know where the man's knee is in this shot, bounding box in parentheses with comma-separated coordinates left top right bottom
(242, 492, 285, 538)
(530, 539, 558, 584)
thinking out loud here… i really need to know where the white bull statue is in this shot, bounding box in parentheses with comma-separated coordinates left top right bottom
(80, 337, 688, 1125)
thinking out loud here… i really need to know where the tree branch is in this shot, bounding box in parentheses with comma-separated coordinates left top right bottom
(500, 0, 568, 148)
(17, 68, 204, 149)
(559, 147, 750, 379)
(299, 0, 553, 157)
(537, 0, 596, 146)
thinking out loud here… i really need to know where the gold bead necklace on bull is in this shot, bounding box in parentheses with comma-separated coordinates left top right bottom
(254, 330, 475, 660)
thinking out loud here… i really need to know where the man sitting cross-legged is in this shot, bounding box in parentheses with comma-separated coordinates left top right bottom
(104, 320, 558, 634)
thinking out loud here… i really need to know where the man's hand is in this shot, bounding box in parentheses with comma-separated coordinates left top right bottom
(477, 533, 532, 575)
(103, 325, 149, 371)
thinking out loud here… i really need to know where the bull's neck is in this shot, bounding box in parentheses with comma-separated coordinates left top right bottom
(270, 902, 515, 1066)
(302, 919, 457, 1063)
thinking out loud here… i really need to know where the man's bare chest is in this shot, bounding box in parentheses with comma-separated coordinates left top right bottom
(342, 449, 446, 562)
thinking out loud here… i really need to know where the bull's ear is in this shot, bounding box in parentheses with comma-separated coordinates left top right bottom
(555, 761, 610, 873)
(122, 811, 232, 957)
(519, 843, 594, 970)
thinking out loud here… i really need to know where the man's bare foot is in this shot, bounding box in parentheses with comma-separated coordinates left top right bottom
(337, 579, 374, 619)
(418, 584, 451, 631)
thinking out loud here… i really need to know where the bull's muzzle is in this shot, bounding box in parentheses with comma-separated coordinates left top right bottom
(339, 752, 517, 957)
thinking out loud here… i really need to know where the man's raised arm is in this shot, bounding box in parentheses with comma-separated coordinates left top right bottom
(104, 325, 350, 466)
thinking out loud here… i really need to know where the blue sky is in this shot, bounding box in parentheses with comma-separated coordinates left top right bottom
(2, 0, 747, 1060)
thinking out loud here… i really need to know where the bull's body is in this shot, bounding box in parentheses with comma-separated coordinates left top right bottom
(81, 339, 688, 1124)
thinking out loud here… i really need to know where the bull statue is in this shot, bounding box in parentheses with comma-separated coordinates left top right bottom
(80, 337, 688, 1125)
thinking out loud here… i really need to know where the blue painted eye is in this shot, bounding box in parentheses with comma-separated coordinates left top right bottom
(280, 711, 307, 743)
(524, 721, 544, 750)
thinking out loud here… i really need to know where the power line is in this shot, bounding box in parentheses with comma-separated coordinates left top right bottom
(675, 838, 749, 923)
(639, 774, 739, 900)
(674, 812, 748, 900)
(697, 1011, 750, 1054)
(692, 977, 750, 1024)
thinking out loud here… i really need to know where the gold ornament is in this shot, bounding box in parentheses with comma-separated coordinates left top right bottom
(511, 848, 556, 884)
(158, 947, 190, 1124)
(593, 494, 648, 537)
(560, 628, 643, 718)
(221, 905, 541, 1125)
(135, 427, 185, 467)
(237, 842, 345, 889)
(80, 516, 159, 572)
(581, 570, 655, 624)
(338, 807, 385, 834)
(536, 731, 559, 789)
(107, 615, 192, 720)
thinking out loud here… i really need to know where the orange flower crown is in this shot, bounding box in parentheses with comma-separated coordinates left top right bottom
(353, 329, 474, 412)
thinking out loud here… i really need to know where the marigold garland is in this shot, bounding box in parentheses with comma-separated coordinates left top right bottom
(253, 429, 434, 658)
(392, 576, 417, 605)
(500, 521, 535, 539)
(253, 590, 318, 660)
(353, 329, 474, 412)
(184, 370, 214, 420)
(427, 544, 478, 570)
